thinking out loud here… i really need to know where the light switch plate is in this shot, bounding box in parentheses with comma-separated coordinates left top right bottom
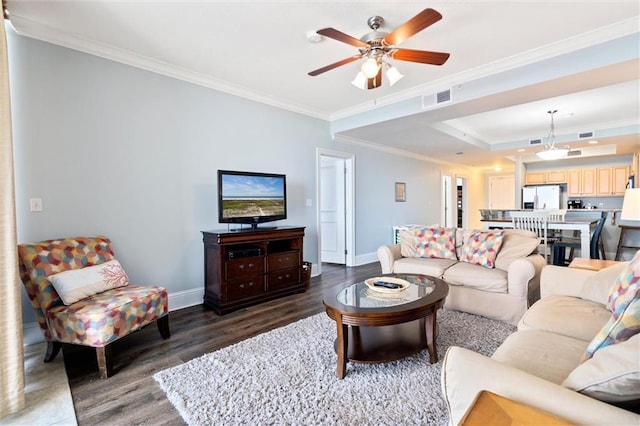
(30, 198, 43, 212)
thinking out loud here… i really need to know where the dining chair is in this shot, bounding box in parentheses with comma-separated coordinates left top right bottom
(18, 235, 170, 378)
(545, 208, 567, 243)
(546, 209, 567, 222)
(552, 211, 608, 266)
(511, 210, 550, 261)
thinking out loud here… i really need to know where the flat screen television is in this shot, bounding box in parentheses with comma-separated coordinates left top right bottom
(217, 170, 287, 230)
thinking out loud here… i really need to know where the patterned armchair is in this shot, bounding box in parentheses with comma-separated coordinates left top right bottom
(18, 236, 170, 378)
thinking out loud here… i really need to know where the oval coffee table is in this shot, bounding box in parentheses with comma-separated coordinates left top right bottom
(323, 274, 449, 378)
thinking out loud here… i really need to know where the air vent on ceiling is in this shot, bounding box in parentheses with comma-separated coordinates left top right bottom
(529, 138, 543, 145)
(422, 89, 452, 109)
(567, 150, 582, 157)
(578, 131, 594, 139)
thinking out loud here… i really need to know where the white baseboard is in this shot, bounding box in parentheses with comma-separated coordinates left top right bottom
(355, 251, 379, 266)
(23, 322, 43, 346)
(168, 287, 204, 311)
(22, 259, 380, 344)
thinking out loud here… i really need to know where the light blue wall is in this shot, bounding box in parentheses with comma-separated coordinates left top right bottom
(330, 142, 445, 253)
(7, 28, 462, 325)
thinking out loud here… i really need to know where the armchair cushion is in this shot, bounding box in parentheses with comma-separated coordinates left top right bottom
(47, 284, 168, 346)
(48, 259, 130, 304)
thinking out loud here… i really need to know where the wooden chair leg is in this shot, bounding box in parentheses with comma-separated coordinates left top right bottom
(599, 237, 606, 260)
(157, 315, 171, 339)
(44, 341, 62, 362)
(96, 345, 113, 379)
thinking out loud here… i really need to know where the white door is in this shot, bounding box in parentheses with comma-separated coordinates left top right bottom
(489, 175, 516, 209)
(320, 157, 346, 264)
(441, 174, 453, 227)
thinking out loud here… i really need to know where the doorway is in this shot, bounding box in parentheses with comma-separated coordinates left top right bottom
(441, 173, 453, 227)
(317, 149, 355, 275)
(456, 176, 467, 228)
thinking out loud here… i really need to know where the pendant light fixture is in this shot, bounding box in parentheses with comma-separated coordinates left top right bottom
(536, 110, 569, 160)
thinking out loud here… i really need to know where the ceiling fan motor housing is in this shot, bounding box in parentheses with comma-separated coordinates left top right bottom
(367, 16, 384, 30)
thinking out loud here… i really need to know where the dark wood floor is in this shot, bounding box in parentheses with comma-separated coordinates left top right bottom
(61, 262, 382, 425)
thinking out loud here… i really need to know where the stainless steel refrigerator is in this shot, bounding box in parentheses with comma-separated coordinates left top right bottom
(522, 185, 561, 210)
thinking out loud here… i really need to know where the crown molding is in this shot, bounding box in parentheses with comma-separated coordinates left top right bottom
(6, 14, 331, 121)
(6, 12, 637, 124)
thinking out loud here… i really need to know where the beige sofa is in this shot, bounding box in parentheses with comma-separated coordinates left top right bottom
(441, 261, 640, 425)
(377, 228, 547, 325)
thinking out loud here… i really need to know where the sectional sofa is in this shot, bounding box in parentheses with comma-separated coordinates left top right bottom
(441, 255, 640, 424)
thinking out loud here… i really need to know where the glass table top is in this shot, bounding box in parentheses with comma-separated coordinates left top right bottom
(336, 275, 436, 308)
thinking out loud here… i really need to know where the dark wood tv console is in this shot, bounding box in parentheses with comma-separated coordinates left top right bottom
(202, 226, 307, 315)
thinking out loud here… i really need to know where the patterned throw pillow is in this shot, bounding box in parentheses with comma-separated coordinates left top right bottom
(399, 224, 439, 258)
(48, 259, 130, 305)
(582, 250, 640, 361)
(607, 250, 640, 313)
(414, 227, 457, 260)
(459, 230, 505, 269)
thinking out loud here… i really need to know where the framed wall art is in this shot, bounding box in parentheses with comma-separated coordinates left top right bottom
(395, 182, 406, 202)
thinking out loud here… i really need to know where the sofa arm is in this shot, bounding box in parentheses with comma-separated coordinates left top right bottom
(441, 346, 639, 426)
(507, 254, 545, 303)
(377, 244, 402, 274)
(540, 265, 596, 299)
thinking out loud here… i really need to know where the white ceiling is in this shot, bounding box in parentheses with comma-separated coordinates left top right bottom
(5, 1, 640, 171)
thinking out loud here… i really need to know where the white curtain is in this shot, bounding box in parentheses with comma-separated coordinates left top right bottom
(0, 19, 25, 418)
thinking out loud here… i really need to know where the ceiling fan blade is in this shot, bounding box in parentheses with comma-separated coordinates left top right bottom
(383, 8, 442, 46)
(308, 55, 362, 76)
(316, 28, 369, 48)
(388, 48, 450, 65)
(367, 68, 382, 90)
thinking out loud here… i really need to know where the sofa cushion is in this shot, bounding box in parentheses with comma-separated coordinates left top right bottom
(582, 262, 630, 306)
(518, 295, 611, 342)
(443, 261, 508, 293)
(48, 259, 130, 305)
(392, 257, 457, 278)
(494, 229, 540, 272)
(563, 334, 640, 404)
(459, 230, 505, 269)
(491, 329, 589, 385)
(400, 226, 456, 260)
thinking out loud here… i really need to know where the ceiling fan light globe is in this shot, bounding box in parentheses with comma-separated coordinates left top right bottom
(386, 65, 404, 86)
(351, 72, 367, 89)
(361, 58, 380, 78)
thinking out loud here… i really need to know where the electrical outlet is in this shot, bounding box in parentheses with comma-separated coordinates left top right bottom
(30, 198, 43, 212)
(306, 199, 313, 207)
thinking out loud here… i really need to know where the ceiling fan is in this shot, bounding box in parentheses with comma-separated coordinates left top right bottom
(308, 8, 450, 90)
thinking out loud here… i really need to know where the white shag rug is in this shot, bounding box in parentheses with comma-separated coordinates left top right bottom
(154, 309, 515, 426)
